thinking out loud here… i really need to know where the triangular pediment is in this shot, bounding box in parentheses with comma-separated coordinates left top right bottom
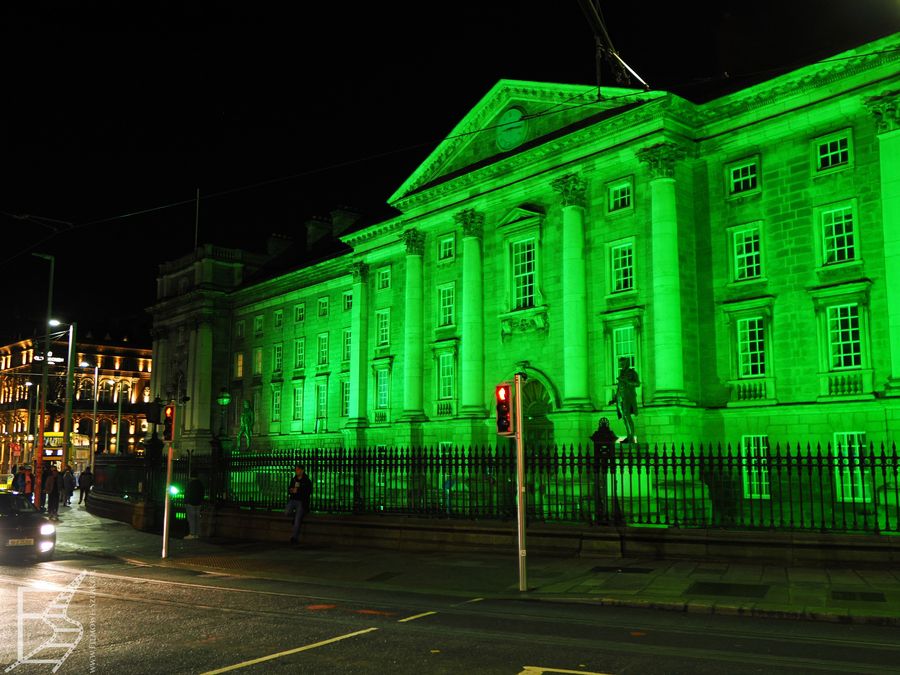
(388, 80, 654, 208)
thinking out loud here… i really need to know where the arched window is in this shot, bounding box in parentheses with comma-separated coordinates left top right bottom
(99, 381, 114, 404)
(78, 379, 94, 401)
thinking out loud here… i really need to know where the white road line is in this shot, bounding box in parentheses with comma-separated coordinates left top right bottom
(397, 611, 437, 623)
(200, 627, 379, 674)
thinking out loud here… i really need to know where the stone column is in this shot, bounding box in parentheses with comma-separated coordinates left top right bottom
(866, 90, 900, 395)
(400, 229, 426, 420)
(188, 316, 214, 432)
(638, 142, 689, 405)
(552, 174, 591, 409)
(457, 209, 486, 417)
(150, 327, 169, 401)
(347, 262, 370, 426)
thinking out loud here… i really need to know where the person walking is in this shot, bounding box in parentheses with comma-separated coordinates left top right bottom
(284, 464, 312, 545)
(77, 467, 94, 504)
(184, 475, 204, 539)
(45, 466, 63, 520)
(62, 465, 76, 506)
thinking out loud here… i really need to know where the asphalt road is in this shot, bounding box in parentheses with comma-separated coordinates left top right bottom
(2, 553, 900, 675)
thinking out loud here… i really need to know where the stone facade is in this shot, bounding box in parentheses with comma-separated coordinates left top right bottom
(150, 34, 900, 457)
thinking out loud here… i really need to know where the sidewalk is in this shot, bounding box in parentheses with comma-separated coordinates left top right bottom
(51, 502, 900, 625)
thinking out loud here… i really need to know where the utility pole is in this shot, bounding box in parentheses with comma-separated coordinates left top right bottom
(62, 322, 77, 467)
(32, 253, 54, 509)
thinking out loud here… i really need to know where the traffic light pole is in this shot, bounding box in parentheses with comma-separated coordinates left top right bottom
(514, 372, 527, 592)
(161, 441, 174, 559)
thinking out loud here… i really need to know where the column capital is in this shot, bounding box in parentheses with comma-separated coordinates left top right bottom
(551, 173, 587, 207)
(865, 89, 900, 134)
(350, 261, 369, 283)
(150, 327, 170, 341)
(637, 142, 686, 179)
(455, 208, 484, 238)
(400, 228, 426, 255)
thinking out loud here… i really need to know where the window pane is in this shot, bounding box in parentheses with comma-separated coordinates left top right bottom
(827, 304, 861, 370)
(818, 136, 849, 170)
(741, 435, 770, 498)
(822, 206, 855, 265)
(611, 243, 634, 292)
(512, 239, 536, 309)
(733, 227, 761, 280)
(737, 317, 766, 378)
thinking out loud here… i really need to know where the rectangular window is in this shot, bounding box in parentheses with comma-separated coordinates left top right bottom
(610, 242, 634, 293)
(234, 352, 244, 379)
(438, 235, 455, 261)
(342, 328, 352, 362)
(315, 381, 327, 422)
(736, 317, 766, 378)
(253, 315, 263, 335)
(274, 310, 283, 328)
(608, 180, 632, 212)
(741, 435, 770, 499)
(728, 159, 758, 195)
(438, 353, 454, 400)
(294, 338, 305, 369)
(733, 226, 762, 281)
(292, 383, 303, 420)
(817, 133, 850, 171)
(273, 343, 283, 373)
(376, 368, 389, 409)
(317, 333, 329, 366)
(376, 309, 390, 347)
(340, 380, 350, 417)
(438, 284, 455, 327)
(511, 238, 536, 310)
(612, 326, 636, 372)
(827, 304, 861, 370)
(342, 291, 353, 312)
(235, 321, 245, 339)
(271, 388, 281, 421)
(317, 297, 329, 318)
(833, 432, 870, 503)
(822, 205, 856, 265)
(294, 303, 306, 323)
(252, 348, 262, 375)
(377, 266, 391, 290)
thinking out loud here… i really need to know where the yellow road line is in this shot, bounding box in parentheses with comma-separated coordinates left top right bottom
(201, 627, 379, 674)
(519, 667, 612, 675)
(397, 611, 437, 623)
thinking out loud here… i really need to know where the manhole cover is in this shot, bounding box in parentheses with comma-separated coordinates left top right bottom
(591, 566, 654, 574)
(684, 581, 770, 598)
(832, 590, 886, 602)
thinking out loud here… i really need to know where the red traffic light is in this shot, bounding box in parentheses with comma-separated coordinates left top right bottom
(162, 404, 176, 442)
(495, 383, 513, 436)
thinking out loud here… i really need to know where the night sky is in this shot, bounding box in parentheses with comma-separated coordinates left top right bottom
(2, 1, 898, 344)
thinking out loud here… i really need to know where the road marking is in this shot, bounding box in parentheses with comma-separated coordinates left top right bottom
(451, 597, 483, 607)
(397, 611, 437, 623)
(200, 627, 379, 674)
(519, 668, 612, 675)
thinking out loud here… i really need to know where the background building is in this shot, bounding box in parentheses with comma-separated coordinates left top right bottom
(150, 34, 900, 458)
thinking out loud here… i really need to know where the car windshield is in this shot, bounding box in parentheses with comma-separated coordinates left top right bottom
(0, 493, 38, 516)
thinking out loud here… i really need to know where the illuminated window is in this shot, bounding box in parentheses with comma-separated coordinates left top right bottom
(816, 131, 851, 172)
(342, 329, 352, 362)
(315, 381, 327, 423)
(511, 238, 536, 310)
(377, 266, 391, 290)
(318, 297, 329, 318)
(438, 353, 455, 400)
(253, 315, 263, 335)
(317, 333, 329, 366)
(821, 204, 856, 265)
(438, 235, 455, 261)
(376, 309, 390, 347)
(294, 303, 305, 323)
(741, 435, 770, 499)
(607, 178, 632, 212)
(833, 432, 870, 503)
(736, 317, 766, 378)
(827, 304, 861, 370)
(375, 368, 389, 409)
(610, 242, 634, 293)
(253, 348, 263, 375)
(727, 158, 759, 195)
(343, 291, 353, 312)
(274, 310, 283, 328)
(340, 380, 350, 417)
(294, 338, 306, 369)
(235, 321, 245, 339)
(271, 388, 281, 421)
(273, 343, 283, 373)
(438, 284, 455, 327)
(732, 225, 762, 281)
(234, 352, 244, 379)
(612, 326, 636, 372)
(293, 383, 303, 420)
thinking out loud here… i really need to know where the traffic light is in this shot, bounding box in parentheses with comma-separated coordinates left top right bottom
(162, 404, 176, 442)
(495, 383, 513, 436)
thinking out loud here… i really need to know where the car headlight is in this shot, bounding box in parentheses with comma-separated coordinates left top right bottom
(40, 523, 56, 536)
(39, 541, 54, 553)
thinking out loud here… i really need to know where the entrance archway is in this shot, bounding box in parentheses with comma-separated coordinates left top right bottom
(521, 378, 555, 449)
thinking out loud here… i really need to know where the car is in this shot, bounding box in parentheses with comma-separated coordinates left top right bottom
(0, 473, 13, 490)
(0, 492, 56, 562)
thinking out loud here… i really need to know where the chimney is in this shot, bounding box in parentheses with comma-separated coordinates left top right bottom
(330, 207, 362, 237)
(305, 215, 332, 246)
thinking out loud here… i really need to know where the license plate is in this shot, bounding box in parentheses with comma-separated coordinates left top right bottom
(7, 538, 34, 546)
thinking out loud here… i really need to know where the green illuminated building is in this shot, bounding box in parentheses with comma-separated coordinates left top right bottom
(150, 34, 900, 459)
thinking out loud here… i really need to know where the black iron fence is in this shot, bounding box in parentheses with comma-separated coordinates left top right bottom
(91, 441, 900, 535)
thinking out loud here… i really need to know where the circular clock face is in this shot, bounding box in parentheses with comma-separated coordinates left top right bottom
(495, 107, 527, 151)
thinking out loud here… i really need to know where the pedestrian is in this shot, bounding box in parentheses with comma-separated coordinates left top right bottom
(184, 474, 204, 539)
(45, 466, 63, 520)
(62, 465, 76, 506)
(284, 464, 312, 545)
(609, 357, 640, 444)
(22, 466, 34, 503)
(77, 466, 94, 504)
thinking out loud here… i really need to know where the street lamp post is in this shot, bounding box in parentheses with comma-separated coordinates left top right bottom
(24, 381, 34, 465)
(33, 253, 54, 510)
(80, 362, 99, 473)
(115, 378, 126, 454)
(60, 322, 77, 468)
